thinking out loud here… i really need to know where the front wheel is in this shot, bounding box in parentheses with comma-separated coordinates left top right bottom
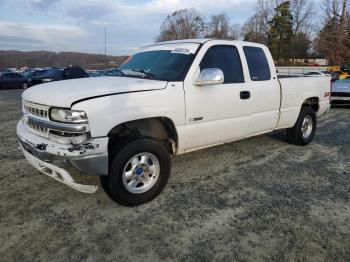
(22, 82, 28, 89)
(104, 138, 171, 206)
(286, 106, 317, 146)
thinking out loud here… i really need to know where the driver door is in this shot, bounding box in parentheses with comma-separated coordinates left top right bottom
(184, 45, 251, 151)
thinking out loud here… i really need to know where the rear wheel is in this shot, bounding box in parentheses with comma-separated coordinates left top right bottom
(103, 138, 171, 206)
(22, 82, 28, 89)
(286, 106, 316, 146)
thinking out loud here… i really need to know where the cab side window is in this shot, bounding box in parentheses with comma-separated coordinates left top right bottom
(12, 73, 22, 78)
(200, 45, 244, 84)
(243, 46, 271, 81)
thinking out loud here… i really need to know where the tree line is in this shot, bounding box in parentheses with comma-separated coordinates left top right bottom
(157, 0, 350, 66)
(0, 50, 128, 69)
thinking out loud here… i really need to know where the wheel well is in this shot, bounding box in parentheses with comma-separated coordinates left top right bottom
(107, 117, 178, 164)
(303, 97, 319, 112)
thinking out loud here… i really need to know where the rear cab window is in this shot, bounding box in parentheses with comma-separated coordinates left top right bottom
(243, 46, 271, 81)
(200, 45, 244, 84)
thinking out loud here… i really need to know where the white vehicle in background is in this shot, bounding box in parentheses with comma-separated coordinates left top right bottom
(17, 39, 331, 206)
(303, 71, 329, 77)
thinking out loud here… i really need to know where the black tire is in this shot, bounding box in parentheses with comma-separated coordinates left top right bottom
(286, 106, 317, 146)
(104, 138, 171, 206)
(22, 82, 28, 89)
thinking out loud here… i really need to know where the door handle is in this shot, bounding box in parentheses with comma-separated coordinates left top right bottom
(240, 91, 250, 100)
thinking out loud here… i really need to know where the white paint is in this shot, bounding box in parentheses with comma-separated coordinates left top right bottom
(141, 42, 200, 54)
(20, 39, 331, 168)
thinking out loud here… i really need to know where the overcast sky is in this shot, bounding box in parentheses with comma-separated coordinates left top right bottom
(0, 0, 314, 55)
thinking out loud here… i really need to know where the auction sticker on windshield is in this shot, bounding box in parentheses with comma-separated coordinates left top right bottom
(171, 48, 191, 55)
(141, 43, 200, 55)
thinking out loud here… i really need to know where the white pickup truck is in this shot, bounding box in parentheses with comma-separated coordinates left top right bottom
(17, 39, 331, 206)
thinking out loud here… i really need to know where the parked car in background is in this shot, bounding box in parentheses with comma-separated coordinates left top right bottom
(88, 69, 123, 77)
(101, 68, 124, 76)
(87, 70, 102, 77)
(303, 71, 327, 77)
(0, 68, 11, 74)
(303, 71, 339, 81)
(321, 70, 339, 81)
(29, 66, 89, 86)
(331, 78, 350, 105)
(22, 69, 48, 79)
(0, 72, 29, 90)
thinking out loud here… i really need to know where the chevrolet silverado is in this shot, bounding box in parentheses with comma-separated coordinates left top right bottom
(17, 39, 331, 206)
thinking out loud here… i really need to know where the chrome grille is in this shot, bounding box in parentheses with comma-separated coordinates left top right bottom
(22, 100, 50, 136)
(27, 121, 48, 133)
(23, 101, 49, 119)
(26, 106, 48, 118)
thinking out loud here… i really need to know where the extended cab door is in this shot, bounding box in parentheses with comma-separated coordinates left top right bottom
(184, 44, 251, 151)
(241, 45, 281, 135)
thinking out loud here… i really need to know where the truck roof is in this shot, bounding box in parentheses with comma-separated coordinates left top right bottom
(156, 39, 212, 45)
(149, 39, 265, 47)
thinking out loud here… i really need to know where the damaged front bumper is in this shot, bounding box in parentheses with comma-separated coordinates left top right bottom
(17, 120, 109, 193)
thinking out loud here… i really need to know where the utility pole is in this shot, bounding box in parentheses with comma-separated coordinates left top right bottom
(104, 26, 107, 69)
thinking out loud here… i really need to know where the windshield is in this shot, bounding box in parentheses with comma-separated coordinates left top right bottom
(22, 71, 33, 77)
(41, 68, 62, 77)
(119, 50, 195, 81)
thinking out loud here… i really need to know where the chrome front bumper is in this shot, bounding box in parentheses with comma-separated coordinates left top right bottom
(17, 120, 109, 193)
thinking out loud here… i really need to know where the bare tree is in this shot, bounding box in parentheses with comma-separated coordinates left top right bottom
(205, 13, 231, 39)
(242, 0, 280, 44)
(290, 0, 314, 61)
(157, 9, 204, 42)
(204, 13, 241, 39)
(242, 13, 268, 44)
(291, 0, 314, 34)
(230, 24, 242, 40)
(315, 0, 349, 65)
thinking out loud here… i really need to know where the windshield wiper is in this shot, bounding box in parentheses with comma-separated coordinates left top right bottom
(130, 69, 155, 79)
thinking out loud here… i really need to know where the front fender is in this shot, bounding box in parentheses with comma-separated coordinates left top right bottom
(72, 87, 185, 138)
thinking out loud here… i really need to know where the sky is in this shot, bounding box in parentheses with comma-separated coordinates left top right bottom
(0, 0, 305, 55)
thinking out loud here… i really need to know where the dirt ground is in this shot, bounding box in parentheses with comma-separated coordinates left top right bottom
(0, 89, 349, 261)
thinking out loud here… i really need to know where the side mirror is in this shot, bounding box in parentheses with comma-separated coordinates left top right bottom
(194, 68, 224, 86)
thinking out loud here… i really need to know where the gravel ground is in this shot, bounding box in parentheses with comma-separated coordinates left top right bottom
(0, 89, 349, 261)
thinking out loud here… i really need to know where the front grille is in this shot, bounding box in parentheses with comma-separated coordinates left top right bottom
(22, 100, 89, 143)
(26, 106, 48, 118)
(22, 100, 50, 136)
(27, 121, 48, 133)
(23, 101, 49, 119)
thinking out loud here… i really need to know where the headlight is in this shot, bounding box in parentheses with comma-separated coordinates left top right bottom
(50, 108, 88, 123)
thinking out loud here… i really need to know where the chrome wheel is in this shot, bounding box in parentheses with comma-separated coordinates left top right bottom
(301, 115, 313, 139)
(122, 152, 160, 194)
(22, 83, 28, 89)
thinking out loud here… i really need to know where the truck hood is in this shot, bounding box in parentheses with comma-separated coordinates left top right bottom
(22, 77, 168, 108)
